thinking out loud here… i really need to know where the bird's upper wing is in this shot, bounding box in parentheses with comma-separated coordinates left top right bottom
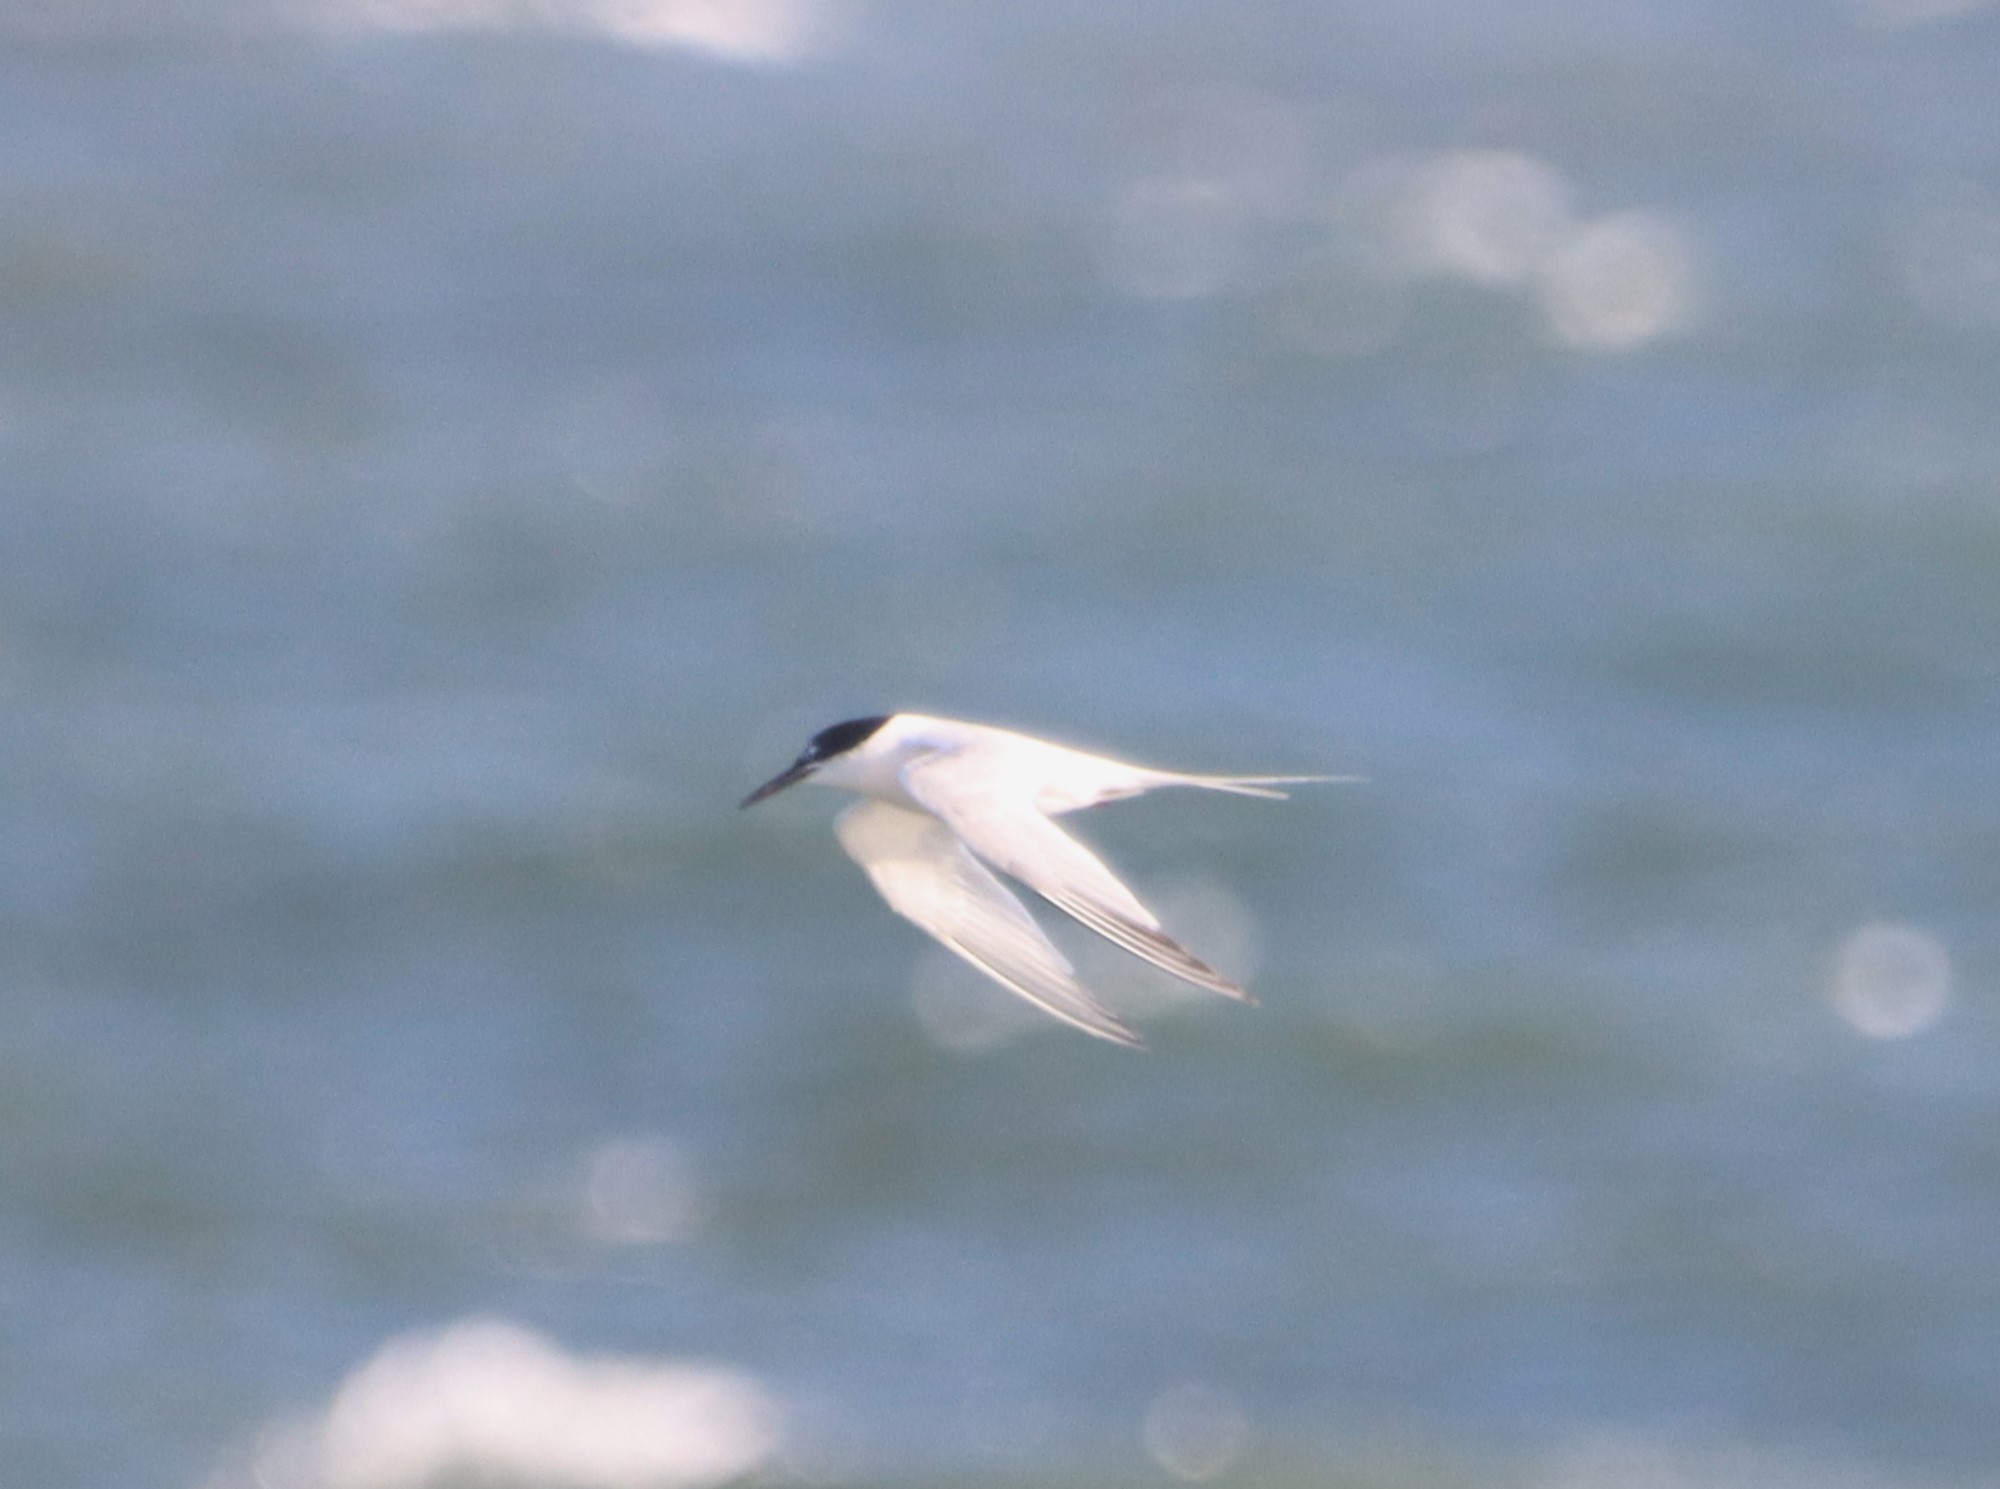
(833, 799, 1142, 1047)
(901, 752, 1252, 1003)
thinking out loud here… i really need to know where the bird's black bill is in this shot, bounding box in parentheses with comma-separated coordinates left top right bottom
(739, 760, 812, 808)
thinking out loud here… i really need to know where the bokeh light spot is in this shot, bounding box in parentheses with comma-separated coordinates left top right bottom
(1073, 875, 1261, 1018)
(909, 947, 1051, 1054)
(1540, 210, 1698, 351)
(583, 1134, 706, 1245)
(1401, 149, 1574, 286)
(581, 0, 839, 63)
(1829, 921, 1953, 1039)
(1141, 1381, 1250, 1482)
(314, 0, 843, 63)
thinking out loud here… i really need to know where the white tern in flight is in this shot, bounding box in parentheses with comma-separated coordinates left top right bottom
(741, 713, 1334, 1046)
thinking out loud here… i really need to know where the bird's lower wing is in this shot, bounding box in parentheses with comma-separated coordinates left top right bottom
(902, 759, 1252, 1004)
(833, 800, 1142, 1047)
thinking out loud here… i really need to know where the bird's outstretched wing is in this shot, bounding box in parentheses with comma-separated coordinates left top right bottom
(901, 754, 1253, 1003)
(833, 800, 1142, 1047)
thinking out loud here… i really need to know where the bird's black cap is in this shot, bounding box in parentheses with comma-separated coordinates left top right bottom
(740, 714, 893, 808)
(804, 715, 892, 761)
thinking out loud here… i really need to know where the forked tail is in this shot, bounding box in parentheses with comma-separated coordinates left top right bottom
(1177, 772, 1361, 800)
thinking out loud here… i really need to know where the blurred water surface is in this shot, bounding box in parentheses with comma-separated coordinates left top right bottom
(3, 3, 1999, 1487)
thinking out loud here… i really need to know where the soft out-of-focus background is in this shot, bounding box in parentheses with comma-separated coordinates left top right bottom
(4, 1, 1998, 1486)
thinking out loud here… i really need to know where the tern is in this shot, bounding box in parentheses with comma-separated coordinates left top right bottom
(741, 713, 1334, 1046)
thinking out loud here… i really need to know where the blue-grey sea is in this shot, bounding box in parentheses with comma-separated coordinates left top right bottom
(5, 3, 2000, 1487)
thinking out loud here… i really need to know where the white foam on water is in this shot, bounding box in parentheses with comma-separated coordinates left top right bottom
(225, 1318, 779, 1489)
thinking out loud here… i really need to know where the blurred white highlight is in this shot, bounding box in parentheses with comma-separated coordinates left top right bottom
(1829, 921, 1953, 1039)
(1074, 875, 1261, 1018)
(1539, 210, 1699, 351)
(1337, 149, 1697, 352)
(1399, 149, 1574, 286)
(319, 0, 842, 63)
(1141, 1381, 1250, 1482)
(256, 1318, 781, 1489)
(585, 0, 835, 61)
(1100, 137, 1699, 353)
(583, 1134, 706, 1245)
(909, 946, 1051, 1054)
